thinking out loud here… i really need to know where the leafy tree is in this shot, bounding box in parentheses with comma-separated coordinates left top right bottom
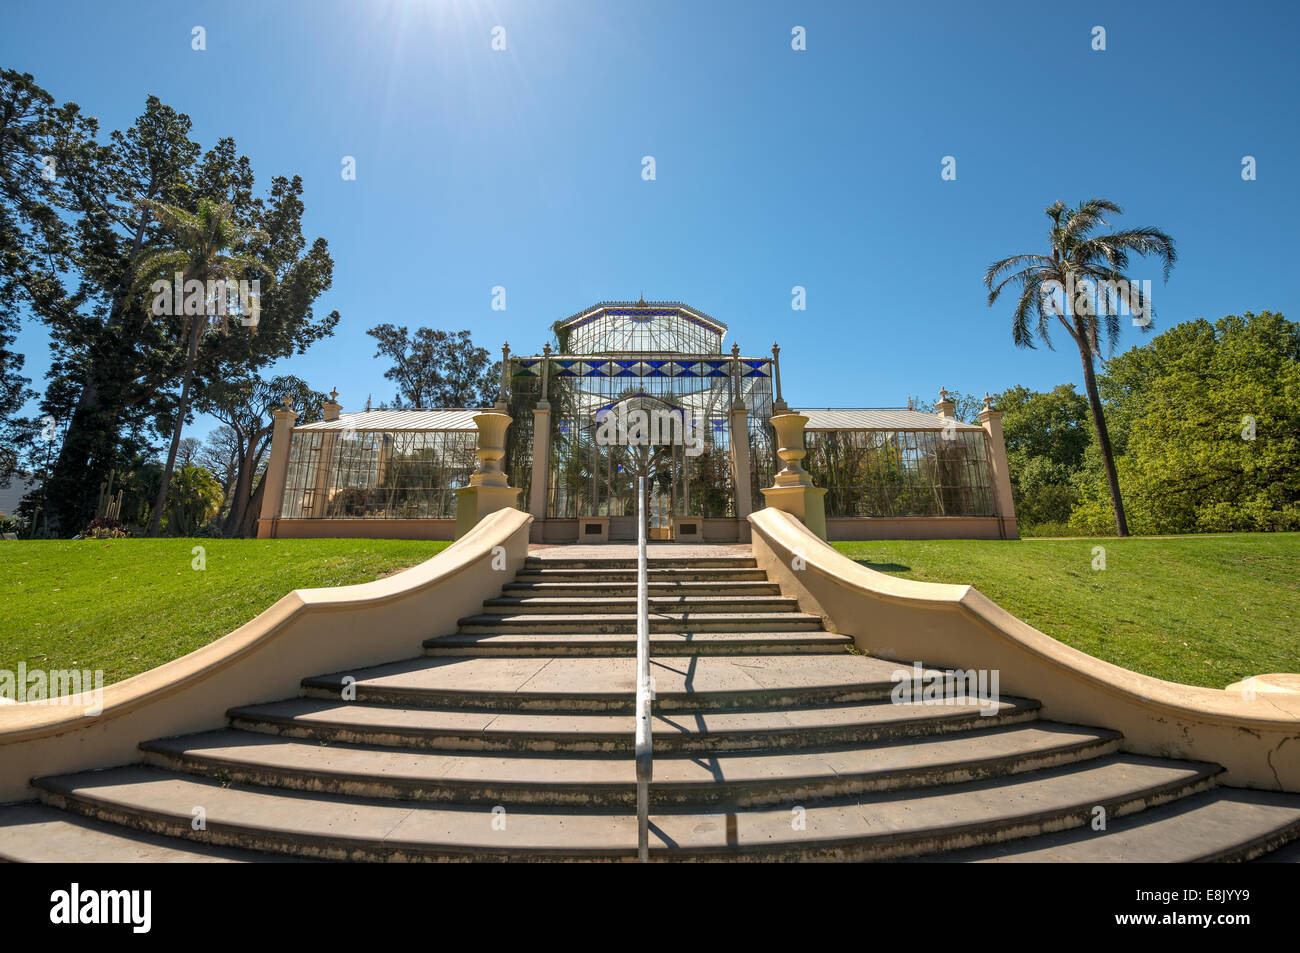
(20, 89, 338, 535)
(993, 384, 1090, 526)
(367, 325, 500, 408)
(162, 463, 223, 536)
(1071, 311, 1300, 534)
(175, 436, 201, 468)
(995, 384, 1090, 466)
(985, 198, 1176, 536)
(130, 196, 273, 536)
(38, 94, 199, 535)
(196, 424, 240, 504)
(0, 70, 92, 486)
(1010, 454, 1079, 528)
(199, 375, 323, 536)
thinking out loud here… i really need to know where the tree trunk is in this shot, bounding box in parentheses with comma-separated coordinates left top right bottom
(44, 371, 105, 534)
(238, 472, 266, 538)
(224, 440, 260, 535)
(43, 209, 155, 536)
(220, 430, 252, 536)
(1075, 336, 1129, 537)
(146, 316, 203, 536)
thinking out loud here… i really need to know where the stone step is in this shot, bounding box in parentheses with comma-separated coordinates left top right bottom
(503, 580, 783, 596)
(425, 630, 852, 656)
(515, 568, 770, 583)
(456, 612, 826, 633)
(524, 557, 757, 570)
(300, 654, 927, 712)
(0, 802, 288, 863)
(922, 788, 1300, 863)
(32, 756, 1221, 861)
(479, 595, 803, 614)
(228, 695, 1041, 753)
(138, 722, 1120, 809)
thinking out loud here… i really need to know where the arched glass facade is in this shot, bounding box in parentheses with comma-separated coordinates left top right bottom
(507, 303, 775, 534)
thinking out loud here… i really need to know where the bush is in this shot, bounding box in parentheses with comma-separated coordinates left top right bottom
(191, 519, 226, 538)
(163, 464, 224, 536)
(1019, 520, 1077, 538)
(82, 516, 130, 539)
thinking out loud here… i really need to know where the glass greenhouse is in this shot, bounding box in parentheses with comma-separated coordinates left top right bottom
(261, 301, 1017, 541)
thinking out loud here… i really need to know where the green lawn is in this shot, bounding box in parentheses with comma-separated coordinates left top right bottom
(832, 534, 1300, 688)
(0, 538, 450, 686)
(4, 534, 1295, 694)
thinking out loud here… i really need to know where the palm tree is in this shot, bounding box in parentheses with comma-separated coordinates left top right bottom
(132, 197, 272, 536)
(985, 199, 1175, 536)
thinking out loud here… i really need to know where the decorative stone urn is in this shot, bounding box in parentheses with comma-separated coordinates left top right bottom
(760, 411, 828, 540)
(469, 411, 511, 488)
(455, 410, 521, 537)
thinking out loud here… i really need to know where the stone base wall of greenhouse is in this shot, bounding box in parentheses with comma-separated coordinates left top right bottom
(257, 515, 1015, 543)
(258, 518, 458, 541)
(825, 516, 1016, 541)
(528, 516, 751, 545)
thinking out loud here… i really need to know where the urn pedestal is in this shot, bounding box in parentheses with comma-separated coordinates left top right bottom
(455, 410, 522, 538)
(759, 411, 827, 540)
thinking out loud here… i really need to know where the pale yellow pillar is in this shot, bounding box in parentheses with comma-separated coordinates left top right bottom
(727, 344, 753, 519)
(257, 397, 298, 538)
(978, 394, 1018, 540)
(455, 410, 522, 538)
(528, 345, 552, 519)
(729, 405, 753, 518)
(322, 388, 341, 422)
(529, 402, 551, 518)
(935, 387, 955, 419)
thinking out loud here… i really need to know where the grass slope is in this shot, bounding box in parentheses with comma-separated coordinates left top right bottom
(832, 534, 1300, 688)
(0, 538, 450, 686)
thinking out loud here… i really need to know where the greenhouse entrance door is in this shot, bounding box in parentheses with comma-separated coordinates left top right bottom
(600, 443, 682, 541)
(647, 456, 675, 540)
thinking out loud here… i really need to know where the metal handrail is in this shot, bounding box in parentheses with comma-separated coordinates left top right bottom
(635, 473, 652, 862)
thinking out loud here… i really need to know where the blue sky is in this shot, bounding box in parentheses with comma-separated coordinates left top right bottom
(4, 0, 1298, 436)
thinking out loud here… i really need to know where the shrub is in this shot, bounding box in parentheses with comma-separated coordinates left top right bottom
(1019, 520, 1076, 538)
(191, 519, 226, 538)
(82, 516, 130, 539)
(163, 464, 224, 536)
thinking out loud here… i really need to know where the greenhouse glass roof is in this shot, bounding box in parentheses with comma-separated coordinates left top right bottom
(558, 301, 727, 354)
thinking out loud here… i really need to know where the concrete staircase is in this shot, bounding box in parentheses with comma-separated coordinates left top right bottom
(4, 551, 1300, 862)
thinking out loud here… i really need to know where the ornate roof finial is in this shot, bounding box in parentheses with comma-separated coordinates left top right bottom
(636, 293, 647, 307)
(329, 388, 339, 402)
(939, 387, 949, 402)
(983, 391, 993, 409)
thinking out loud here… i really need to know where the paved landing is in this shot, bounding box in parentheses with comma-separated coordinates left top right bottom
(528, 543, 753, 559)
